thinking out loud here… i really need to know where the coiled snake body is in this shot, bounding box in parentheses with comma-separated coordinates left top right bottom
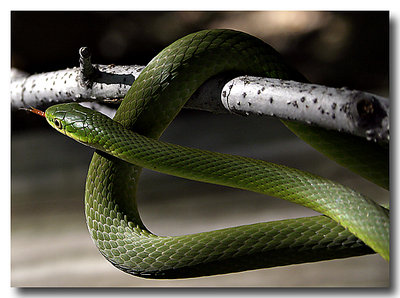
(40, 29, 388, 279)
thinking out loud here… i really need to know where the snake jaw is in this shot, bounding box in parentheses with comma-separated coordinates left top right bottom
(22, 106, 69, 137)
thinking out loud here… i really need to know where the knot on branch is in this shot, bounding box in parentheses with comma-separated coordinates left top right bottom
(354, 93, 389, 142)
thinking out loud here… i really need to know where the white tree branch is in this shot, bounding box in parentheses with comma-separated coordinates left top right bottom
(222, 76, 389, 143)
(11, 47, 389, 143)
(11, 48, 144, 114)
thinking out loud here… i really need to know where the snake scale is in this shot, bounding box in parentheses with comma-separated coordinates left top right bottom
(35, 29, 389, 279)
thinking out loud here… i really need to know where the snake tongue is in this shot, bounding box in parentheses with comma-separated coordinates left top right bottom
(21, 107, 46, 118)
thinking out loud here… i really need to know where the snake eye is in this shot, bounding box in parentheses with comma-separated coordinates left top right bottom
(54, 118, 63, 129)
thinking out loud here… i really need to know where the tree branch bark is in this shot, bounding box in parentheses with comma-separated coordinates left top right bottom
(221, 76, 389, 143)
(11, 47, 389, 143)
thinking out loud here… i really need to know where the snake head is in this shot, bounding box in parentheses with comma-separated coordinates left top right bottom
(44, 103, 92, 144)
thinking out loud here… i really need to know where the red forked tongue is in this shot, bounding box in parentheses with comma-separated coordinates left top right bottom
(21, 107, 46, 117)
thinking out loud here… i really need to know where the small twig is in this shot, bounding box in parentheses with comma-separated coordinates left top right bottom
(79, 47, 99, 86)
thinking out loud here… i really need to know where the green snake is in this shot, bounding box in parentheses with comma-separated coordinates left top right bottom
(35, 29, 389, 279)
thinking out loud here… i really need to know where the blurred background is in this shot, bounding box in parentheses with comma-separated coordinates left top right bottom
(11, 11, 389, 287)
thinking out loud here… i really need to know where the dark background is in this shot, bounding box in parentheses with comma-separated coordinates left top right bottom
(11, 11, 389, 89)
